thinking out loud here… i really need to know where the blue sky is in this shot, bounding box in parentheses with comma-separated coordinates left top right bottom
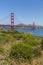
(0, 0, 43, 26)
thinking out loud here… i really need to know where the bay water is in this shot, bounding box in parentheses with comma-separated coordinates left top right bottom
(15, 28, 43, 37)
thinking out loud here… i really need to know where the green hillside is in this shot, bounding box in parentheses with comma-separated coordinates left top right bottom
(0, 30, 43, 65)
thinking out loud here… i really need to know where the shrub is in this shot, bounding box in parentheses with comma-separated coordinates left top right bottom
(0, 46, 4, 53)
(24, 38, 40, 46)
(33, 46, 41, 58)
(10, 43, 33, 61)
(13, 33, 26, 40)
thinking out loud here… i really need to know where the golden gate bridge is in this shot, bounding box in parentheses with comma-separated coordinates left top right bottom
(0, 13, 36, 30)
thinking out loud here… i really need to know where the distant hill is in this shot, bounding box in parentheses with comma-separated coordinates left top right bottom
(0, 23, 43, 30)
(15, 23, 43, 29)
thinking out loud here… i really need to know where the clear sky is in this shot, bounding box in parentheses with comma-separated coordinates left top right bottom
(0, 0, 43, 26)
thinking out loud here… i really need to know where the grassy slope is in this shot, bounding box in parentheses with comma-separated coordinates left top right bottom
(0, 30, 43, 65)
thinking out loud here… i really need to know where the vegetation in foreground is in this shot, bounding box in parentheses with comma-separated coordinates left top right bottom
(0, 30, 43, 65)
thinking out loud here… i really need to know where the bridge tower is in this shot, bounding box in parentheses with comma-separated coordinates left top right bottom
(11, 13, 14, 30)
(33, 22, 35, 29)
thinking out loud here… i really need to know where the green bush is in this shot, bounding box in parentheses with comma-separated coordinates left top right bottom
(10, 43, 33, 61)
(0, 46, 4, 53)
(10, 43, 42, 62)
(33, 46, 41, 58)
(24, 38, 40, 46)
(13, 33, 26, 40)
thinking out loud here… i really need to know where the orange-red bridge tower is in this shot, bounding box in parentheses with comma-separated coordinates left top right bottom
(11, 13, 14, 30)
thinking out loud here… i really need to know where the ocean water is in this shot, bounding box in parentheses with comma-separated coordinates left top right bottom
(15, 28, 43, 37)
